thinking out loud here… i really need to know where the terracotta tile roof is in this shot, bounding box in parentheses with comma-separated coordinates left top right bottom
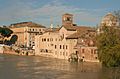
(61, 25, 93, 31)
(66, 26, 95, 39)
(45, 28, 60, 32)
(66, 32, 83, 39)
(9, 22, 46, 28)
(62, 25, 76, 31)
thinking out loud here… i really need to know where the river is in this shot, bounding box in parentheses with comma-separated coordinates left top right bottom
(0, 54, 120, 79)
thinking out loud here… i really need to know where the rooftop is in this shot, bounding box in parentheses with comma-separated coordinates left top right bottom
(9, 22, 46, 28)
(66, 26, 95, 39)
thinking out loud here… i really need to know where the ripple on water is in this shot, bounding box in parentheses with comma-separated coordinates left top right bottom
(0, 55, 120, 79)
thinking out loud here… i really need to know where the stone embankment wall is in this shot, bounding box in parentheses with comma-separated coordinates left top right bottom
(0, 45, 17, 55)
(0, 45, 35, 56)
(0, 45, 4, 54)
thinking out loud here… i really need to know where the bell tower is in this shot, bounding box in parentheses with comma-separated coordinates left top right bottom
(62, 13, 73, 26)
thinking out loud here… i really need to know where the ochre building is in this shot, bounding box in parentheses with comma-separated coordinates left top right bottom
(35, 13, 99, 62)
(9, 22, 46, 49)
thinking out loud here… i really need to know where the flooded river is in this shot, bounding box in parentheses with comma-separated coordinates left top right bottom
(0, 54, 120, 79)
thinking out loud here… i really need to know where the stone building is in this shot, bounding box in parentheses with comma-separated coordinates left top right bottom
(35, 13, 99, 62)
(97, 13, 120, 34)
(100, 13, 119, 27)
(9, 22, 46, 49)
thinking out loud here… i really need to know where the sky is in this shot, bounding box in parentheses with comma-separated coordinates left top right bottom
(0, 0, 119, 27)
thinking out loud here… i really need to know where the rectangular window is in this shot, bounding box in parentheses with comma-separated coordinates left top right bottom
(91, 49, 94, 54)
(82, 49, 85, 53)
(55, 38, 57, 41)
(94, 49, 97, 54)
(51, 44, 53, 46)
(55, 45, 57, 49)
(63, 45, 64, 49)
(51, 38, 53, 41)
(47, 38, 49, 42)
(66, 45, 68, 49)
(39, 29, 41, 31)
(76, 51, 78, 54)
(42, 38, 44, 42)
(29, 44, 31, 46)
(60, 45, 61, 49)
(95, 57, 98, 59)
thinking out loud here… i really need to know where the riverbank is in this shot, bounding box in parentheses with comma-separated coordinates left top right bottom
(0, 45, 35, 56)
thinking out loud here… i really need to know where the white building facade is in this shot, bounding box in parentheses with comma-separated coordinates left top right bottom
(35, 26, 78, 59)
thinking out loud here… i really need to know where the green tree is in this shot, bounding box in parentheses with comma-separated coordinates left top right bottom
(10, 35, 18, 44)
(113, 10, 120, 25)
(0, 27, 13, 44)
(96, 26, 120, 67)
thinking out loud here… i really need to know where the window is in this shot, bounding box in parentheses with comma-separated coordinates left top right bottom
(29, 44, 31, 46)
(33, 29, 34, 31)
(47, 38, 49, 42)
(44, 38, 46, 41)
(66, 45, 68, 49)
(82, 56, 84, 58)
(42, 38, 44, 42)
(82, 49, 85, 53)
(60, 45, 62, 49)
(76, 51, 78, 54)
(55, 38, 57, 41)
(91, 49, 94, 54)
(63, 45, 64, 49)
(94, 49, 97, 54)
(55, 45, 57, 49)
(95, 57, 98, 59)
(66, 17, 71, 21)
(51, 44, 53, 46)
(39, 29, 41, 31)
(52, 38, 53, 41)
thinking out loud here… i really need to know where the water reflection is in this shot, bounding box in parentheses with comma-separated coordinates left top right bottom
(0, 54, 120, 79)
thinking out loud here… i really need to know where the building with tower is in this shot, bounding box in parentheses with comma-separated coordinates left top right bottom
(35, 13, 99, 62)
(62, 13, 73, 26)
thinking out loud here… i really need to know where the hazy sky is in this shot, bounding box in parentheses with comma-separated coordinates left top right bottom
(0, 0, 119, 27)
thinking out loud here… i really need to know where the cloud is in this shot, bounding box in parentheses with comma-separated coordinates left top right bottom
(0, 0, 105, 26)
